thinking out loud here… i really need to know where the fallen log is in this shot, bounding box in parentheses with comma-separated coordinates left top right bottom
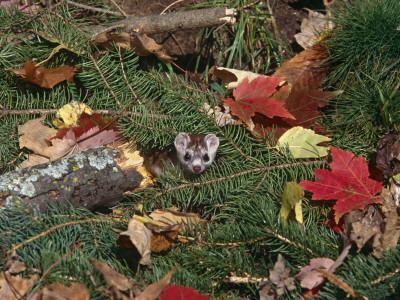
(0, 143, 145, 213)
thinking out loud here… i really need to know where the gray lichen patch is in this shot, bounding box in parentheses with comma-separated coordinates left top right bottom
(88, 147, 116, 170)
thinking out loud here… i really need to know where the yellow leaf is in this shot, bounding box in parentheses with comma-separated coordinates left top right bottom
(277, 126, 331, 159)
(53, 101, 92, 128)
(280, 182, 304, 224)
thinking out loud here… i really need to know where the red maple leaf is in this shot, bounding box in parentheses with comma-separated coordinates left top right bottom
(254, 87, 340, 139)
(299, 147, 382, 223)
(223, 76, 294, 127)
(159, 285, 210, 300)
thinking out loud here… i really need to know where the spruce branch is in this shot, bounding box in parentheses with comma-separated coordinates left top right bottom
(150, 160, 327, 199)
(67, 0, 124, 16)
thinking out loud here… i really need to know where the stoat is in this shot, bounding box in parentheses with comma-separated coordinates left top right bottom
(144, 133, 219, 177)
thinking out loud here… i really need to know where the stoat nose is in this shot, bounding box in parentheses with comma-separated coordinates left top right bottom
(193, 166, 201, 173)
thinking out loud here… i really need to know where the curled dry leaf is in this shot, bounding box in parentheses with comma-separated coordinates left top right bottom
(116, 219, 152, 265)
(149, 208, 207, 230)
(8, 59, 75, 89)
(39, 282, 90, 300)
(92, 32, 175, 63)
(0, 272, 38, 300)
(91, 260, 139, 298)
(294, 11, 334, 50)
(208, 66, 261, 89)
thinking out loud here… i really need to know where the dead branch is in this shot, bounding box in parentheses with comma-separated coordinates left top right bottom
(83, 7, 236, 36)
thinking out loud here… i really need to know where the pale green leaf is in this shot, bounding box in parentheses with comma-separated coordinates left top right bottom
(277, 126, 331, 159)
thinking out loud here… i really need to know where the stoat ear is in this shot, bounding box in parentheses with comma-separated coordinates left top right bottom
(174, 133, 190, 152)
(205, 134, 219, 151)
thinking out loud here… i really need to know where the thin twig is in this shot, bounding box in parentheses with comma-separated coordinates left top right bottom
(149, 160, 326, 198)
(109, 0, 128, 17)
(370, 267, 400, 284)
(118, 51, 140, 104)
(248, 170, 269, 200)
(160, 0, 184, 15)
(6, 219, 112, 255)
(68, 0, 123, 16)
(89, 53, 122, 107)
(40, 243, 85, 281)
(0, 108, 170, 119)
(264, 227, 317, 256)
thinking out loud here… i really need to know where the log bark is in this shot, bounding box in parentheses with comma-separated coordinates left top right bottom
(0, 144, 144, 213)
(84, 7, 236, 36)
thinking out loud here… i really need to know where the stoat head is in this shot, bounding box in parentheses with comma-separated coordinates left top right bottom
(174, 133, 219, 174)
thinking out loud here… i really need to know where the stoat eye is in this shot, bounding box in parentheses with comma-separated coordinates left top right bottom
(184, 153, 191, 161)
(203, 154, 210, 162)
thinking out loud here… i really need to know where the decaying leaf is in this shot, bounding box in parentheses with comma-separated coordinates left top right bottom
(149, 208, 207, 230)
(0, 271, 38, 300)
(300, 147, 382, 223)
(376, 133, 400, 176)
(276, 126, 331, 159)
(280, 182, 304, 224)
(159, 285, 211, 300)
(259, 254, 295, 299)
(8, 58, 75, 89)
(147, 224, 183, 252)
(116, 219, 152, 265)
(208, 66, 261, 89)
(40, 282, 90, 300)
(53, 101, 93, 128)
(18, 116, 57, 157)
(342, 205, 382, 252)
(294, 11, 334, 49)
(136, 269, 175, 300)
(223, 76, 294, 128)
(202, 103, 237, 127)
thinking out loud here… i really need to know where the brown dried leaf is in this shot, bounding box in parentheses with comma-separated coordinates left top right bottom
(294, 11, 334, 49)
(18, 116, 57, 157)
(149, 208, 207, 229)
(147, 224, 183, 252)
(273, 44, 329, 90)
(208, 66, 261, 89)
(342, 205, 382, 252)
(0, 272, 38, 300)
(376, 133, 400, 176)
(8, 59, 75, 89)
(202, 103, 238, 127)
(92, 32, 134, 51)
(40, 282, 90, 300)
(91, 260, 135, 292)
(136, 269, 175, 300)
(116, 219, 152, 265)
(372, 184, 400, 257)
(18, 154, 49, 169)
(133, 34, 176, 63)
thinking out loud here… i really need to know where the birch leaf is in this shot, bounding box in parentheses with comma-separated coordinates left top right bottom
(277, 126, 331, 158)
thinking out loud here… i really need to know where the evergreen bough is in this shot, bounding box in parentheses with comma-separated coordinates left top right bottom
(0, 0, 399, 299)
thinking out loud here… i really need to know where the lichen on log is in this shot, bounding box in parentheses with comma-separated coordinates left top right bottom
(0, 146, 143, 213)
